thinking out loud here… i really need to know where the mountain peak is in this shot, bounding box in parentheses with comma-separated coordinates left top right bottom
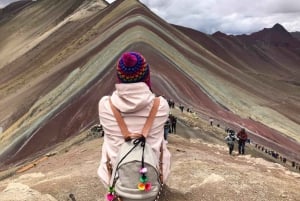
(271, 23, 288, 32)
(212, 31, 228, 37)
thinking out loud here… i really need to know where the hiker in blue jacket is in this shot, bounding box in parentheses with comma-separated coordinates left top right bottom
(225, 129, 237, 155)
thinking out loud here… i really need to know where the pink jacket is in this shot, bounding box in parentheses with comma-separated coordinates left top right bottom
(97, 82, 171, 186)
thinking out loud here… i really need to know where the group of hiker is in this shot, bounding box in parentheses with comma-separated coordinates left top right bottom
(167, 99, 175, 108)
(89, 124, 104, 137)
(163, 113, 177, 142)
(224, 127, 300, 173)
(254, 143, 300, 172)
(255, 144, 279, 159)
(224, 127, 249, 155)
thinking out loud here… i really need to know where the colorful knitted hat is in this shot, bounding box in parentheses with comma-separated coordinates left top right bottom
(116, 52, 151, 88)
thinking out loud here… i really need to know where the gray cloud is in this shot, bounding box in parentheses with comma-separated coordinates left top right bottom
(2, 0, 300, 34)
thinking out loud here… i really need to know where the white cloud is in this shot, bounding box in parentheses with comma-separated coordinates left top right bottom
(140, 0, 300, 34)
(2, 0, 300, 34)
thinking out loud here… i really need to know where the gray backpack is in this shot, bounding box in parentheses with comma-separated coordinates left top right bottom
(106, 98, 164, 201)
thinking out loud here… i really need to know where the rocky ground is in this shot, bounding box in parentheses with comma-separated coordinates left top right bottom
(0, 108, 300, 201)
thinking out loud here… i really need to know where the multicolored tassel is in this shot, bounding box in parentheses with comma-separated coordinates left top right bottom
(138, 167, 152, 191)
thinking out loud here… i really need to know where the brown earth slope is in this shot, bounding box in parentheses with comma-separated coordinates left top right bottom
(0, 0, 299, 175)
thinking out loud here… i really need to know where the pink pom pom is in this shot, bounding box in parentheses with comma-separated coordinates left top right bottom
(139, 167, 147, 173)
(106, 193, 115, 201)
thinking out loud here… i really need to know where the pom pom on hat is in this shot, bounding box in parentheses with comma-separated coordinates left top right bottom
(122, 52, 137, 67)
(116, 52, 151, 88)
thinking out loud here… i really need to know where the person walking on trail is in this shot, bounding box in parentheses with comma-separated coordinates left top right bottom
(97, 52, 171, 199)
(237, 128, 248, 155)
(225, 129, 237, 155)
(170, 114, 177, 134)
(168, 113, 174, 133)
(209, 117, 214, 126)
(164, 117, 171, 142)
(179, 103, 184, 112)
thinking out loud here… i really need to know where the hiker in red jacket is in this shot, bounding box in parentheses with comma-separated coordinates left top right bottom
(237, 128, 248, 155)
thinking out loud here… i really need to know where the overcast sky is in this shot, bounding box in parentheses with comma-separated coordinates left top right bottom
(1, 0, 300, 35)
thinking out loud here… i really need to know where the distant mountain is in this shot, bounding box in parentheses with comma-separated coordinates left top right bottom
(246, 23, 300, 48)
(0, 0, 300, 169)
(291, 31, 300, 41)
(211, 31, 228, 38)
(0, 0, 33, 23)
(175, 23, 300, 79)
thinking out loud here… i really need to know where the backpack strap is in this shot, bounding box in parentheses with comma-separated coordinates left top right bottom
(109, 97, 160, 140)
(141, 98, 160, 138)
